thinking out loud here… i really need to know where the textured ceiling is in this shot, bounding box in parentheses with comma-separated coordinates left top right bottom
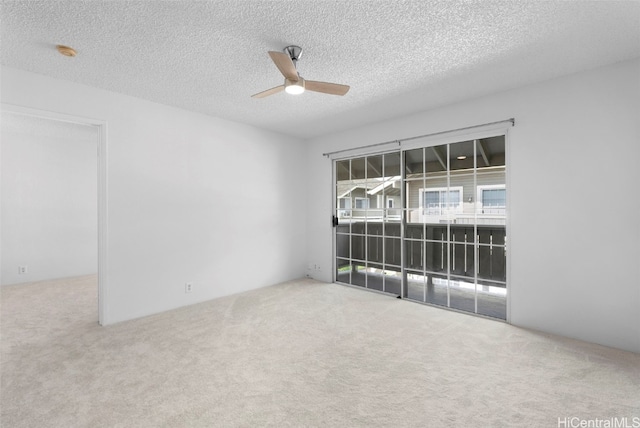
(1, 1, 639, 139)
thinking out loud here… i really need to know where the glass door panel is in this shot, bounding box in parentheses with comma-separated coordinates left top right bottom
(475, 137, 506, 319)
(335, 151, 404, 295)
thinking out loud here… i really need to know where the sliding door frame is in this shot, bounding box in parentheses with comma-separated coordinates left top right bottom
(332, 124, 512, 323)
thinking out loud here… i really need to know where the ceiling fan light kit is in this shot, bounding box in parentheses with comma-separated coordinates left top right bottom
(285, 76, 305, 95)
(252, 45, 349, 98)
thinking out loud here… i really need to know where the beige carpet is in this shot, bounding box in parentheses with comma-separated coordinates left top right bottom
(1, 275, 639, 427)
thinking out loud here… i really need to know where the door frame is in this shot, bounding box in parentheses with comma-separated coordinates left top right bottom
(1, 103, 109, 325)
(331, 125, 512, 322)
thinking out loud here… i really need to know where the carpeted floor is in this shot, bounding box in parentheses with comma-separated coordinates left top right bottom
(1, 275, 639, 427)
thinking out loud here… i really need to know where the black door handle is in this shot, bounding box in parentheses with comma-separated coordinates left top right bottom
(332, 215, 339, 227)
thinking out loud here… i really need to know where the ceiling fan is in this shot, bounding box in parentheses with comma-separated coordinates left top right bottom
(251, 45, 350, 98)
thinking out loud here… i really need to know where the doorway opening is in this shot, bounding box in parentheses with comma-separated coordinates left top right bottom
(1, 105, 107, 325)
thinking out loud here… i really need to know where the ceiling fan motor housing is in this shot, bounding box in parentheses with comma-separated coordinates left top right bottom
(284, 45, 303, 65)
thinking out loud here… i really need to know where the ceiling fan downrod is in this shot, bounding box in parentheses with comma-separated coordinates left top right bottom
(284, 45, 302, 68)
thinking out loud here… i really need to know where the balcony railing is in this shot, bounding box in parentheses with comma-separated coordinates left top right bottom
(336, 222, 506, 285)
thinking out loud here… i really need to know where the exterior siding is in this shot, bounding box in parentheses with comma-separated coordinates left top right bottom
(407, 169, 505, 223)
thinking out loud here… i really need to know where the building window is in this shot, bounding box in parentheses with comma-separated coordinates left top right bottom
(354, 197, 369, 209)
(387, 197, 394, 208)
(420, 187, 463, 215)
(338, 197, 351, 218)
(477, 185, 506, 214)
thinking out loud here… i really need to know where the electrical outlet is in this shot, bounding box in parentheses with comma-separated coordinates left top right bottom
(18, 265, 28, 274)
(185, 282, 192, 293)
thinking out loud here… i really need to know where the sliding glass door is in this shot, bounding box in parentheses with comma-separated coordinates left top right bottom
(335, 153, 402, 295)
(334, 135, 507, 320)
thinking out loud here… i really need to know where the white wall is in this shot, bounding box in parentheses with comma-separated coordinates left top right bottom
(1, 66, 307, 324)
(305, 58, 640, 353)
(1, 113, 98, 284)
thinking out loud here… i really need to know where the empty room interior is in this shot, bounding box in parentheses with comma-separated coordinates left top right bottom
(1, 1, 639, 427)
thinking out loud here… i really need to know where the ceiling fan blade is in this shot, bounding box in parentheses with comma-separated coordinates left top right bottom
(268, 51, 299, 81)
(251, 85, 285, 98)
(305, 80, 350, 96)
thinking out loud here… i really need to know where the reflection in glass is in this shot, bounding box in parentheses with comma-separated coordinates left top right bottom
(477, 280, 506, 318)
(426, 274, 449, 307)
(384, 268, 402, 295)
(406, 271, 425, 302)
(336, 258, 351, 284)
(351, 264, 366, 287)
(367, 264, 384, 292)
(449, 276, 476, 313)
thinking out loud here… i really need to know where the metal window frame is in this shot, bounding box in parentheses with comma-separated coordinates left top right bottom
(331, 122, 513, 323)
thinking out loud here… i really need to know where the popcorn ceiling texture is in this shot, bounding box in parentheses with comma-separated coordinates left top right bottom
(1, 1, 639, 139)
